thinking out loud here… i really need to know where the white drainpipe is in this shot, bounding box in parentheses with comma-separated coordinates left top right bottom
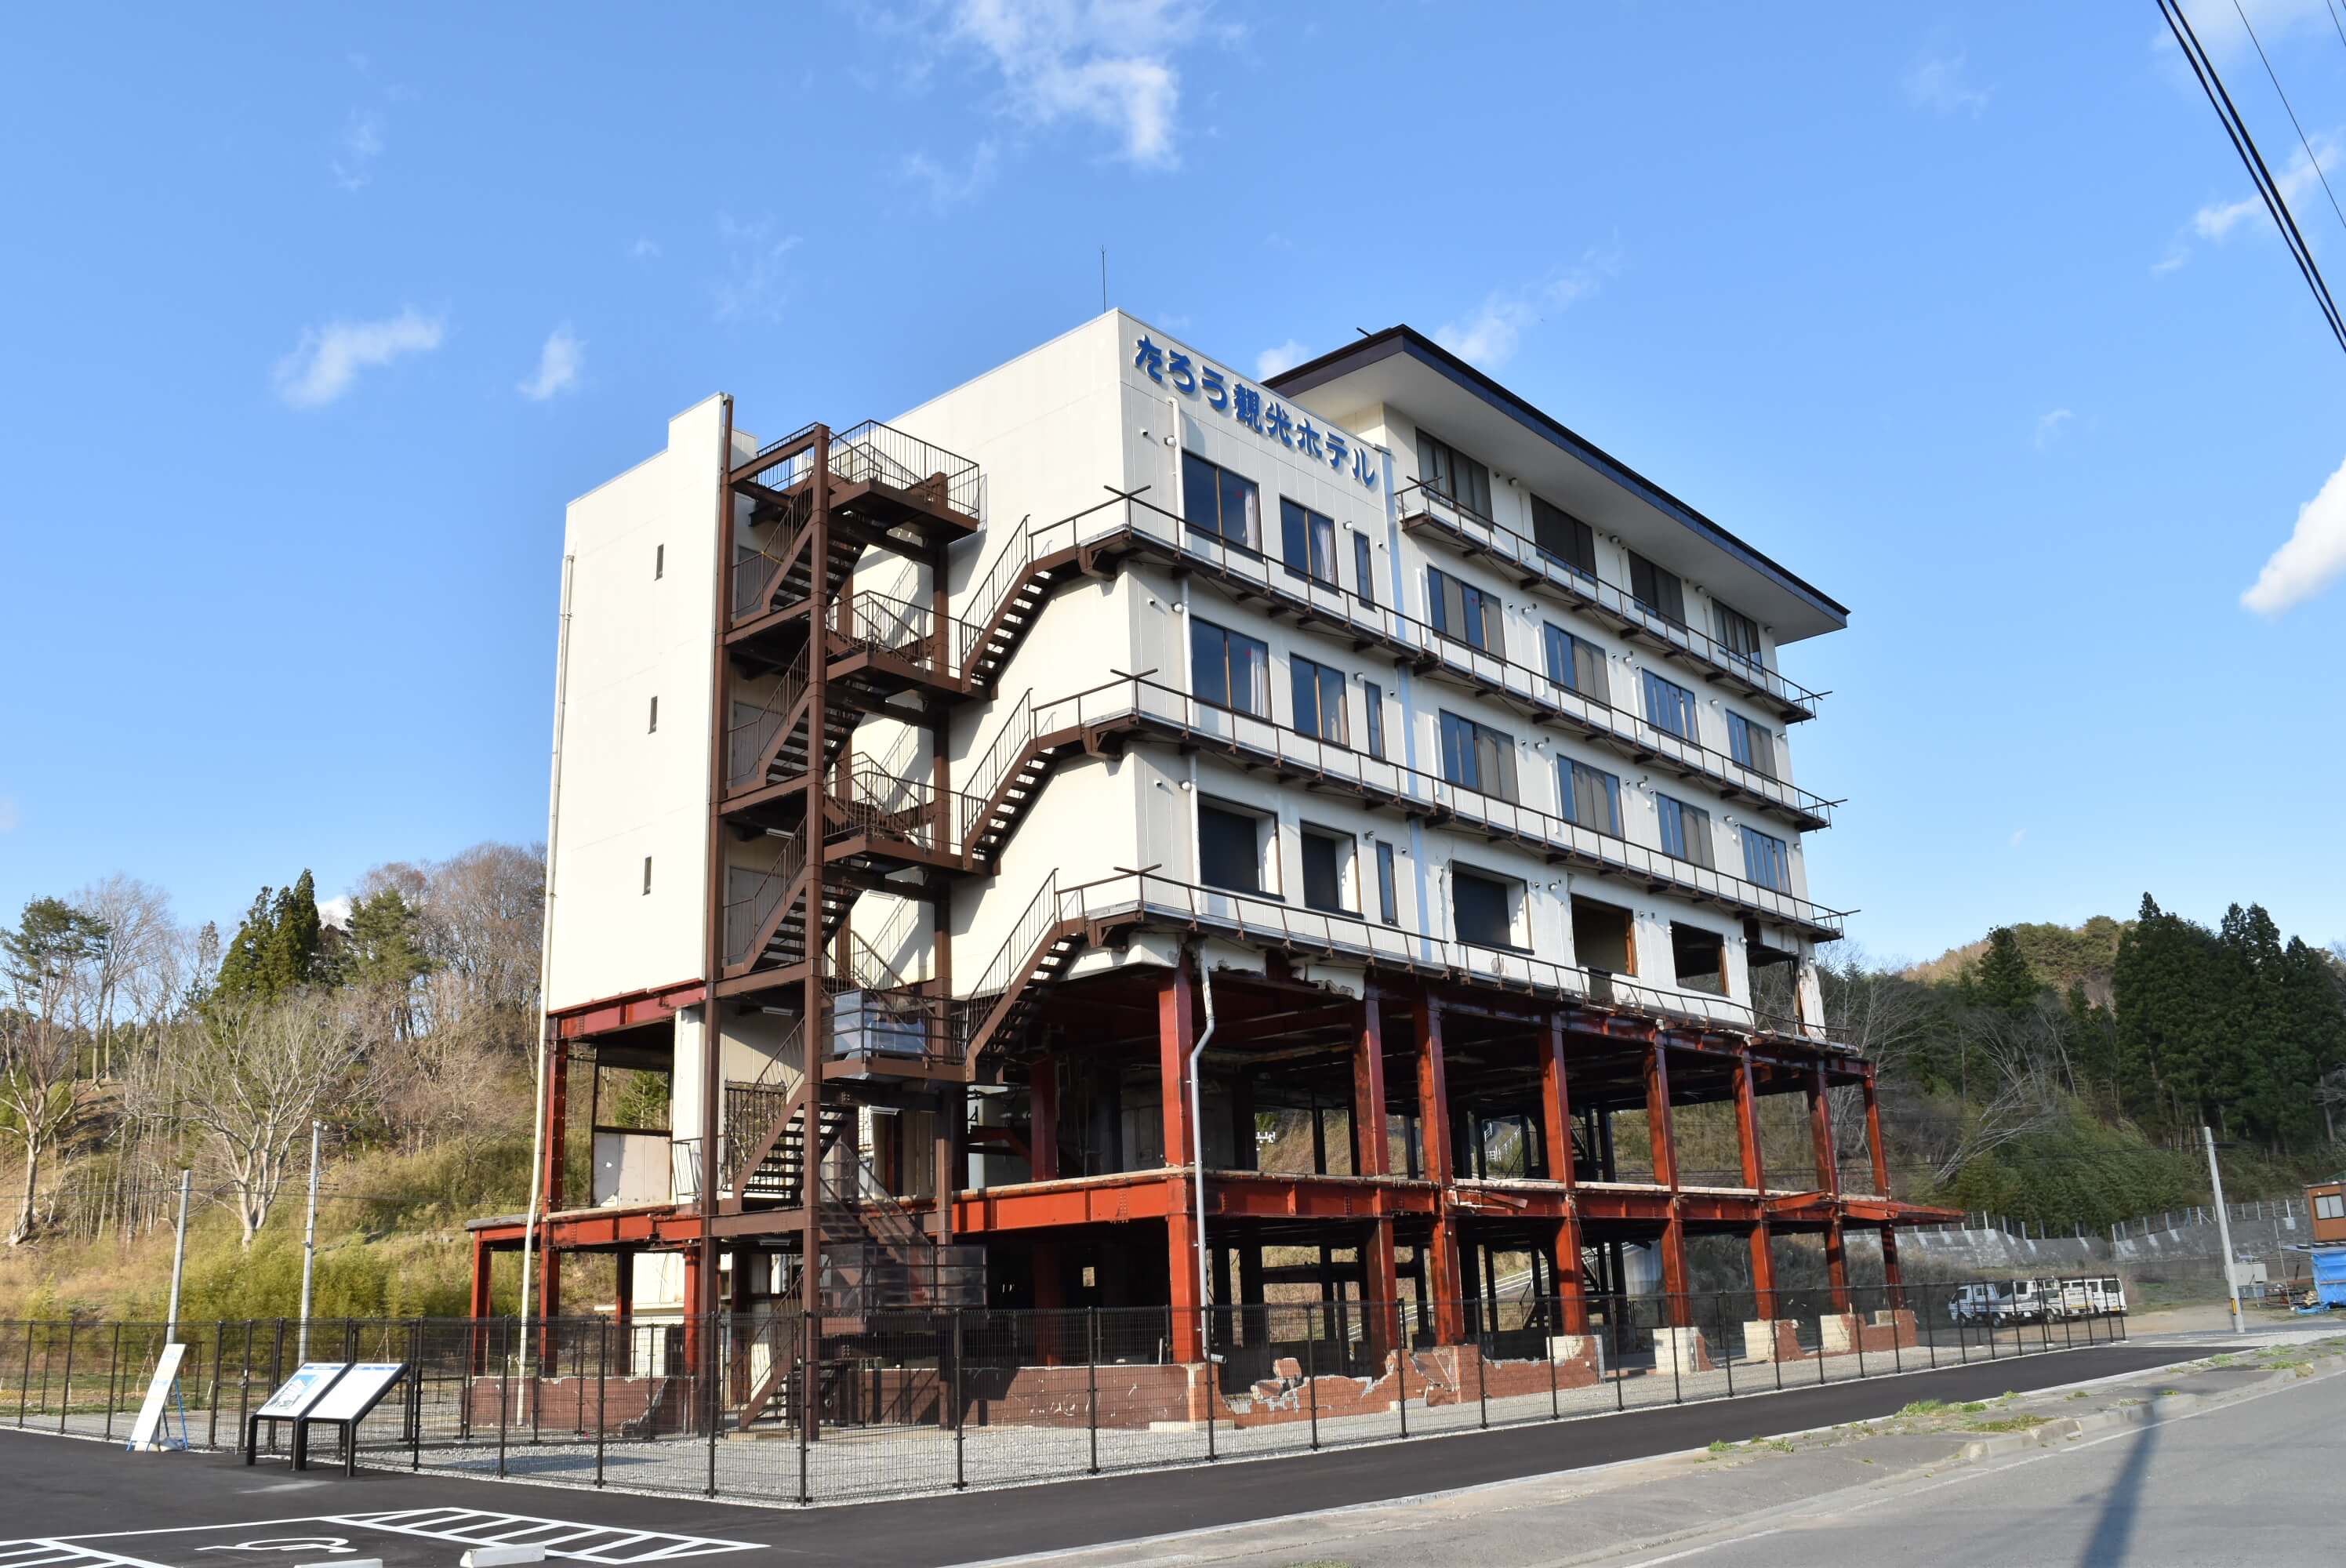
(519, 548, 578, 1330)
(1188, 952, 1217, 1358)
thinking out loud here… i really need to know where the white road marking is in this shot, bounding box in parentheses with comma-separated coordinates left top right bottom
(328, 1511, 757, 1563)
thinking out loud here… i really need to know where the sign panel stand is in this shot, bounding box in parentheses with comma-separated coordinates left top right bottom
(245, 1362, 351, 1467)
(125, 1342, 191, 1452)
(296, 1362, 409, 1477)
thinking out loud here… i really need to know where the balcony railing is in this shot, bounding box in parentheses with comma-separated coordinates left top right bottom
(957, 490, 1837, 831)
(1395, 481, 1824, 720)
(736, 419, 982, 523)
(965, 869, 1846, 1048)
(1011, 674, 1845, 940)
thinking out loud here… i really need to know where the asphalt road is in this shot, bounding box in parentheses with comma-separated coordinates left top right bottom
(0, 1341, 2221, 1568)
(1603, 1357, 2344, 1567)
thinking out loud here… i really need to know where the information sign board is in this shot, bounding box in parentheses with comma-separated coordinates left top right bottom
(125, 1342, 188, 1450)
(307, 1362, 404, 1424)
(256, 1362, 350, 1419)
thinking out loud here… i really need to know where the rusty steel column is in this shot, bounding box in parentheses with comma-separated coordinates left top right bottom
(1861, 1066, 1891, 1196)
(1414, 998, 1465, 1342)
(801, 427, 833, 1340)
(1029, 1055, 1059, 1182)
(1647, 1042, 1691, 1327)
(1160, 961, 1204, 1363)
(1810, 1065, 1849, 1311)
(1356, 997, 1401, 1354)
(695, 397, 737, 1363)
(1735, 1049, 1775, 1319)
(1541, 1014, 1589, 1334)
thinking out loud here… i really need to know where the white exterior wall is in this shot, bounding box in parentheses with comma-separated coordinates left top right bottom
(545, 396, 751, 1012)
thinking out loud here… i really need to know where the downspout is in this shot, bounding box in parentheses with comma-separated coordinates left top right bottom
(520, 545, 578, 1331)
(1188, 949, 1217, 1356)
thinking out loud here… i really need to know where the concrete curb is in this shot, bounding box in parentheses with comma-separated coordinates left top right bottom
(1951, 1348, 2346, 1463)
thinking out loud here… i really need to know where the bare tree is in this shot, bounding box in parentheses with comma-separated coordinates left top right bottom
(133, 992, 370, 1247)
(355, 844, 542, 1047)
(0, 898, 108, 1244)
(71, 875, 181, 1076)
(1927, 1000, 2069, 1183)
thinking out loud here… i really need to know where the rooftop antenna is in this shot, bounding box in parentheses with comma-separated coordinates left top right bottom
(1101, 246, 1109, 314)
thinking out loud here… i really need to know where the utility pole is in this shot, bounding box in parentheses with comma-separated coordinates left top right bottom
(297, 1120, 322, 1359)
(2203, 1125, 2242, 1336)
(164, 1167, 192, 1341)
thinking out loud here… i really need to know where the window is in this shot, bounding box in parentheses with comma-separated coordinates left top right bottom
(1416, 429, 1494, 518)
(1200, 801, 1270, 895)
(654, 543, 665, 579)
(2314, 1193, 2343, 1220)
(1439, 710, 1520, 800)
(1362, 681, 1386, 759)
(1191, 619, 1269, 716)
(648, 695, 659, 733)
(1643, 670, 1700, 741)
(1375, 840, 1399, 924)
(1182, 451, 1261, 551)
(1716, 601, 1762, 662)
(1670, 923, 1728, 996)
(642, 856, 653, 895)
(1628, 551, 1687, 626)
(1742, 826, 1793, 892)
(1291, 655, 1348, 744)
(1280, 499, 1337, 585)
(1353, 530, 1375, 605)
(1452, 866, 1522, 949)
(1560, 758, 1623, 837)
(1530, 494, 1598, 578)
(1656, 794, 1715, 868)
(1727, 711, 1778, 779)
(1428, 567, 1502, 652)
(1571, 896, 1635, 974)
(1542, 624, 1609, 702)
(1300, 826, 1353, 913)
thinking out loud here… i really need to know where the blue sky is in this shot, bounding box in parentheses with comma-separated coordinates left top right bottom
(5, 1, 2344, 966)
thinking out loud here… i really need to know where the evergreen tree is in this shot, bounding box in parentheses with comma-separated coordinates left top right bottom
(214, 870, 326, 1002)
(334, 887, 434, 992)
(1972, 927, 2041, 1013)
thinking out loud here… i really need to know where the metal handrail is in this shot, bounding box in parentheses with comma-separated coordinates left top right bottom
(721, 835, 808, 969)
(958, 688, 1036, 844)
(953, 490, 1836, 828)
(950, 869, 1060, 1054)
(724, 645, 812, 792)
(1394, 481, 1824, 717)
(994, 672, 1845, 938)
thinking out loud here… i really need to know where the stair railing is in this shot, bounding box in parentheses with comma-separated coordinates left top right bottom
(721, 833, 808, 969)
(957, 688, 1035, 848)
(724, 644, 812, 792)
(950, 870, 1064, 1058)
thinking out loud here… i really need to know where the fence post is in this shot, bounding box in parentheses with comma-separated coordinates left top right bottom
(796, 1311, 811, 1507)
(1669, 1298, 1682, 1405)
(1087, 1307, 1100, 1475)
(16, 1323, 33, 1428)
(495, 1318, 510, 1479)
(1396, 1301, 1410, 1438)
(1854, 1294, 1866, 1381)
(56, 1321, 78, 1436)
(594, 1316, 608, 1487)
(1548, 1295, 1561, 1420)
(951, 1308, 966, 1490)
(207, 1324, 227, 1448)
(1612, 1296, 1625, 1412)
(1204, 1306, 1217, 1463)
(1716, 1295, 1733, 1399)
(238, 1322, 256, 1443)
(1476, 1321, 1489, 1430)
(102, 1323, 125, 1442)
(1304, 1315, 1320, 1450)
(410, 1320, 424, 1471)
(704, 1309, 720, 1499)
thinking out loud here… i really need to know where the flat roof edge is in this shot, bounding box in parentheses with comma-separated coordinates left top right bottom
(1269, 328, 1850, 626)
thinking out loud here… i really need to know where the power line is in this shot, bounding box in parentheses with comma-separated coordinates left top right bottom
(2326, 0, 2346, 60)
(2158, 0, 2346, 355)
(2231, 0, 2346, 237)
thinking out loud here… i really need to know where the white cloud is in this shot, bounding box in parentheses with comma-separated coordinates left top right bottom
(272, 308, 445, 408)
(2008, 828, 2028, 849)
(0, 795, 17, 833)
(948, 0, 1197, 168)
(2034, 408, 2073, 449)
(332, 108, 385, 191)
(316, 895, 354, 928)
(629, 237, 662, 261)
(2241, 448, 2346, 615)
(1903, 51, 1990, 117)
(1255, 339, 1309, 379)
(2191, 134, 2337, 241)
(712, 215, 802, 323)
(902, 140, 1001, 209)
(1434, 247, 1621, 369)
(518, 325, 584, 401)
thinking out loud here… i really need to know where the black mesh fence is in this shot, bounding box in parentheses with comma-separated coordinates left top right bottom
(0, 1282, 2126, 1501)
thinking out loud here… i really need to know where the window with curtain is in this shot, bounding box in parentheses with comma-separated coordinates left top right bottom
(1438, 710, 1519, 800)
(1291, 655, 1348, 744)
(1428, 567, 1502, 652)
(1353, 530, 1375, 605)
(1643, 670, 1700, 741)
(1560, 758, 1623, 837)
(1362, 680, 1386, 759)
(1375, 840, 1398, 924)
(1190, 618, 1269, 716)
(1280, 499, 1337, 585)
(1742, 826, 1792, 891)
(1542, 623, 1609, 703)
(1416, 429, 1494, 518)
(1656, 793, 1714, 868)
(1529, 494, 1598, 578)
(1628, 550, 1687, 626)
(1182, 450, 1260, 551)
(1301, 828, 1352, 913)
(1727, 711, 1778, 778)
